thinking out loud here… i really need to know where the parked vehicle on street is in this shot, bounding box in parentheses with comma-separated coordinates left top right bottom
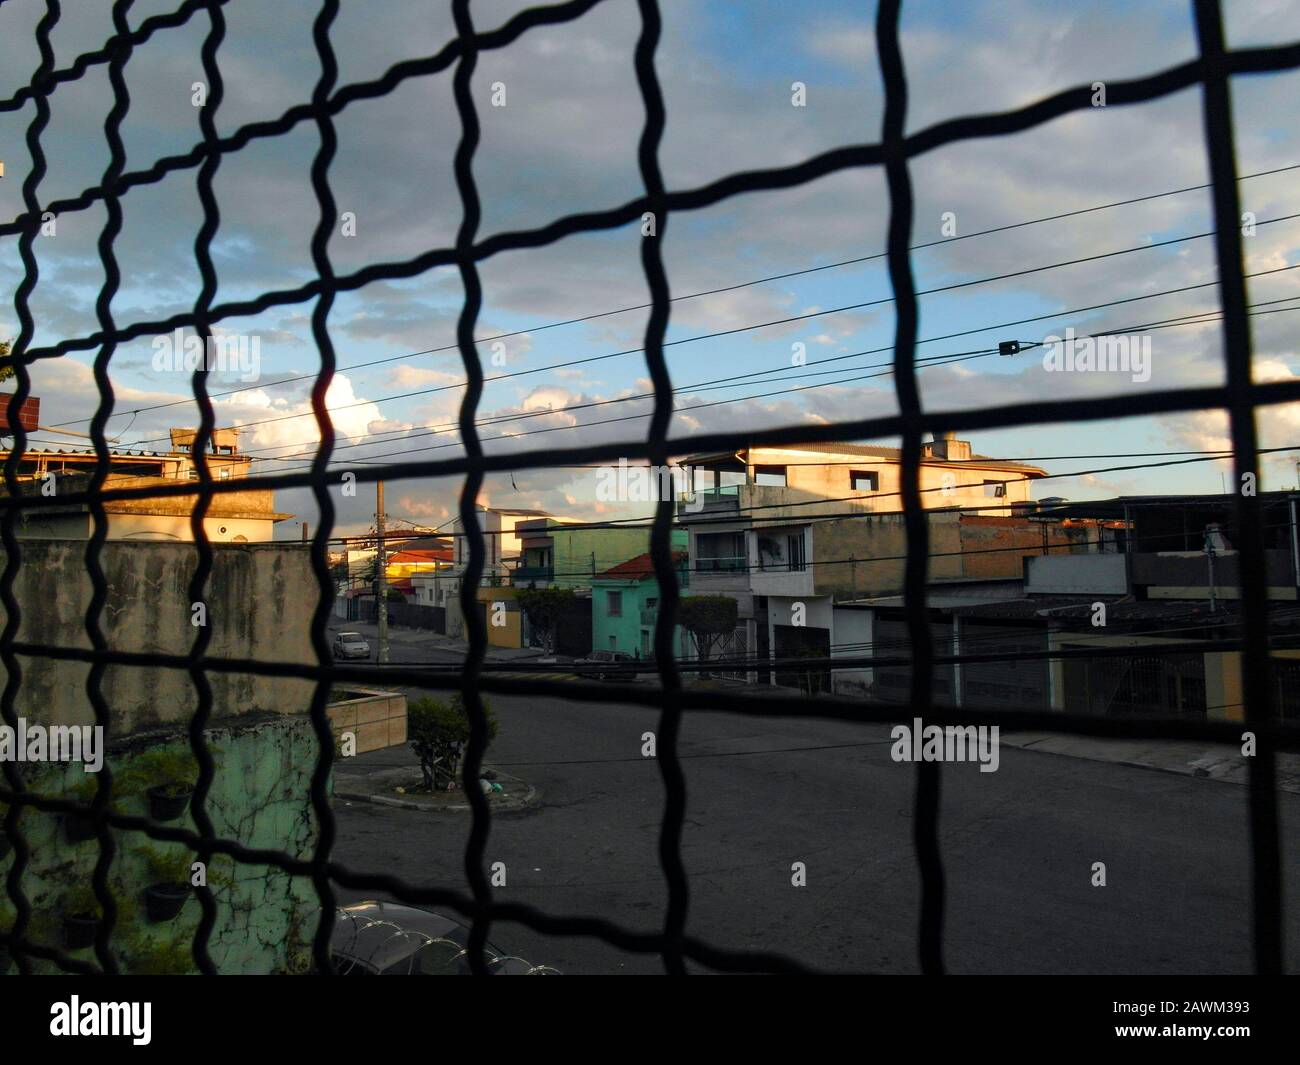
(332, 631, 371, 660)
(331, 901, 559, 975)
(574, 649, 637, 681)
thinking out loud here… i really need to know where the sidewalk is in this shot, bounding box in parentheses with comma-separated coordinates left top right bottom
(1000, 730, 1300, 794)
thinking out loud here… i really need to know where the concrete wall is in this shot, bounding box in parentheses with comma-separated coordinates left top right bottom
(0, 539, 316, 734)
(957, 517, 1092, 579)
(811, 514, 1092, 600)
(327, 688, 407, 753)
(1026, 552, 1128, 595)
(812, 512, 964, 598)
(1, 715, 320, 974)
(18, 511, 276, 543)
(831, 607, 873, 695)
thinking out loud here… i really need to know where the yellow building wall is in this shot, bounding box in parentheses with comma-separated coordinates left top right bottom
(751, 446, 1036, 513)
(476, 585, 522, 648)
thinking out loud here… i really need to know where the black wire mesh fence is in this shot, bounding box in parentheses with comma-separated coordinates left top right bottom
(0, 0, 1299, 976)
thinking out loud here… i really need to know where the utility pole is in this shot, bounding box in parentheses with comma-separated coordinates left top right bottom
(376, 480, 389, 662)
(1204, 523, 1218, 614)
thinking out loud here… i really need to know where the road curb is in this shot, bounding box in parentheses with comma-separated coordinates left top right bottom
(1003, 736, 1300, 794)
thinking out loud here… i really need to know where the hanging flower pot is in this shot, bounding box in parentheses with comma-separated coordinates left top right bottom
(146, 785, 192, 823)
(143, 883, 190, 922)
(64, 812, 97, 843)
(63, 912, 99, 950)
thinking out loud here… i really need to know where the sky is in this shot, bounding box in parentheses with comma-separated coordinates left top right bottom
(0, 0, 1298, 539)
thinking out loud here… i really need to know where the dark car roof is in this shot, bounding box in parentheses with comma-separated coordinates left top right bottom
(331, 901, 548, 975)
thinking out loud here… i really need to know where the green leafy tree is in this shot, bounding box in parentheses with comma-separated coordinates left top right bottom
(0, 339, 13, 384)
(407, 694, 498, 791)
(678, 595, 738, 678)
(515, 586, 575, 656)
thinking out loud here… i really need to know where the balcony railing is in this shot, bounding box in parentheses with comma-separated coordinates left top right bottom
(512, 565, 553, 583)
(676, 484, 742, 505)
(695, 556, 748, 573)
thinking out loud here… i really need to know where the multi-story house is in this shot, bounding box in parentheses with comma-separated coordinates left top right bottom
(4, 426, 290, 542)
(676, 435, 1050, 690)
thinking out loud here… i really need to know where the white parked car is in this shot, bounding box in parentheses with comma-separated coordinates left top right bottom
(332, 631, 371, 660)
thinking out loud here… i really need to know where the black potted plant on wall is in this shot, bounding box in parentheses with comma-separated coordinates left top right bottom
(146, 781, 192, 823)
(117, 750, 203, 823)
(61, 886, 104, 950)
(140, 846, 193, 923)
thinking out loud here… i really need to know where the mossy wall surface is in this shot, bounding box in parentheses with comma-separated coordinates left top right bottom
(0, 714, 324, 974)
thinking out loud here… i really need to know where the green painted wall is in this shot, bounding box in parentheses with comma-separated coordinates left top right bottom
(591, 571, 689, 657)
(0, 714, 321, 974)
(552, 527, 687, 589)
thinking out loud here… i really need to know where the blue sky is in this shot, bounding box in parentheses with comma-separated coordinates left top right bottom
(1, 0, 1298, 535)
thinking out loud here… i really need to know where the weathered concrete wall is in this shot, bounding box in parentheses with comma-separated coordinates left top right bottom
(17, 511, 277, 542)
(812, 512, 964, 598)
(811, 514, 1092, 599)
(327, 688, 407, 753)
(957, 517, 1093, 580)
(0, 540, 316, 735)
(0, 715, 320, 974)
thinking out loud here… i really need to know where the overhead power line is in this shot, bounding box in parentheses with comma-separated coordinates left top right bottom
(250, 294, 1300, 465)
(252, 296, 1300, 475)
(48, 161, 1299, 429)
(119, 210, 1300, 451)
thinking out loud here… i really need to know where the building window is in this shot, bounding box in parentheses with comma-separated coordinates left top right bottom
(983, 480, 1007, 498)
(696, 531, 747, 572)
(850, 470, 879, 492)
(607, 590, 623, 616)
(786, 532, 806, 572)
(753, 464, 787, 487)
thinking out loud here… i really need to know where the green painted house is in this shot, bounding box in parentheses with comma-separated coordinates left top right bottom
(591, 550, 690, 659)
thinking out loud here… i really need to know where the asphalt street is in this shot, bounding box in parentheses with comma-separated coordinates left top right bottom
(331, 669, 1300, 975)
